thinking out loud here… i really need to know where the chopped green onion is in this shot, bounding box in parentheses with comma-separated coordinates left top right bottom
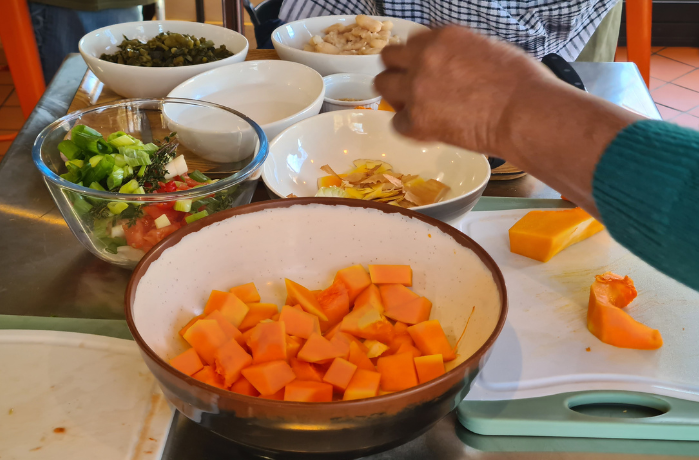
(107, 166, 124, 190)
(58, 140, 82, 160)
(120, 147, 152, 166)
(89, 182, 106, 191)
(174, 199, 192, 212)
(101, 236, 127, 254)
(138, 165, 147, 177)
(133, 186, 146, 194)
(82, 154, 115, 185)
(141, 143, 159, 154)
(108, 133, 136, 148)
(123, 165, 134, 178)
(66, 159, 84, 169)
(71, 125, 103, 151)
(93, 218, 110, 238)
(107, 201, 129, 214)
(107, 131, 128, 142)
(113, 154, 127, 168)
(89, 155, 104, 168)
(185, 210, 209, 224)
(154, 214, 171, 229)
(88, 138, 114, 155)
(173, 181, 187, 189)
(71, 194, 93, 215)
(189, 170, 211, 183)
(119, 179, 140, 194)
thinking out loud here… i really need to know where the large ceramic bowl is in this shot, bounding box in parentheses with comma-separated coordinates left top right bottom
(272, 15, 429, 76)
(167, 60, 324, 160)
(261, 110, 491, 222)
(79, 21, 249, 98)
(126, 198, 507, 458)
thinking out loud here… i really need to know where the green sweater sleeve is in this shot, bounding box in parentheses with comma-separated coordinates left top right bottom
(593, 120, 699, 291)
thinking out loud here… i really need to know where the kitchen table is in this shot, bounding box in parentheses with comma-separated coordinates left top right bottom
(1, 51, 686, 460)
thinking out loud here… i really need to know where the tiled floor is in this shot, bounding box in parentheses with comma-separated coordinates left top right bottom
(3, 45, 699, 161)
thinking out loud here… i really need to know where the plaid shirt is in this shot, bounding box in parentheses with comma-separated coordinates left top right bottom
(279, 0, 620, 61)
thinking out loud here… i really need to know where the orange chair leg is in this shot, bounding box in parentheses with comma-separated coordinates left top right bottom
(626, 0, 652, 88)
(0, 0, 46, 118)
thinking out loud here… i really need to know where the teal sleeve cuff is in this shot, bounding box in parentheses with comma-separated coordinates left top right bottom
(593, 120, 699, 291)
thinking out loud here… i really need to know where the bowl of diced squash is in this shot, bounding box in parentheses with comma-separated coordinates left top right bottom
(125, 198, 507, 458)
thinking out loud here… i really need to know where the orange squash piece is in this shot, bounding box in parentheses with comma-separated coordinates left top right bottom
(284, 380, 333, 402)
(323, 358, 358, 391)
(238, 303, 279, 332)
(229, 375, 260, 396)
(169, 348, 204, 376)
(343, 369, 382, 400)
(192, 366, 225, 389)
(329, 331, 368, 359)
(379, 284, 419, 311)
(205, 310, 245, 347)
(393, 322, 409, 335)
(183, 319, 229, 366)
(348, 341, 375, 371)
(280, 305, 321, 339)
(378, 99, 395, 112)
(229, 282, 261, 303)
(179, 315, 203, 337)
(364, 339, 390, 358)
(241, 360, 296, 396)
(317, 175, 343, 189)
(377, 352, 418, 392)
(241, 326, 255, 349)
(214, 338, 253, 387)
(334, 264, 372, 303)
(249, 321, 287, 364)
(259, 387, 286, 400)
(317, 281, 351, 331)
(323, 322, 342, 341)
(368, 265, 412, 286)
(290, 357, 324, 382)
(384, 296, 432, 325)
(340, 304, 395, 343)
(203, 290, 250, 328)
(287, 335, 304, 359)
(587, 273, 662, 350)
(297, 333, 344, 363)
(387, 333, 414, 355)
(509, 208, 605, 262)
(396, 342, 422, 358)
(414, 354, 445, 384)
(407, 320, 456, 362)
(285, 279, 329, 321)
(354, 284, 384, 312)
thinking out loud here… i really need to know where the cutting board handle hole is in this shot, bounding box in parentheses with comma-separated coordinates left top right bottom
(567, 393, 670, 419)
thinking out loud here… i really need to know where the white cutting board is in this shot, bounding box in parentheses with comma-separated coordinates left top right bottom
(0, 330, 174, 460)
(450, 209, 699, 402)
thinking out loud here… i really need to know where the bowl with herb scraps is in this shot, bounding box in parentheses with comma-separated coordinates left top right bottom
(32, 98, 267, 268)
(79, 20, 249, 98)
(126, 198, 507, 457)
(261, 110, 491, 222)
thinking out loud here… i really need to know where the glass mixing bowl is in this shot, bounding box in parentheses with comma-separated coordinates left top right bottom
(33, 98, 268, 268)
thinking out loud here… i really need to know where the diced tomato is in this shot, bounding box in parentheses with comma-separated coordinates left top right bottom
(124, 220, 147, 249)
(142, 222, 182, 250)
(180, 173, 201, 188)
(142, 204, 183, 222)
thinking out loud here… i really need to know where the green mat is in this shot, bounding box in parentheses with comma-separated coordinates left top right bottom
(0, 315, 132, 340)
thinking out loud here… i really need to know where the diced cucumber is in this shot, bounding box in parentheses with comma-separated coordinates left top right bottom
(174, 199, 192, 212)
(119, 179, 140, 194)
(154, 214, 171, 229)
(107, 201, 129, 214)
(88, 155, 104, 168)
(185, 210, 208, 224)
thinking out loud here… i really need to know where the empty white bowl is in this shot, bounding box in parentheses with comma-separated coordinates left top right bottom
(167, 60, 325, 163)
(79, 21, 249, 98)
(261, 110, 491, 221)
(322, 73, 381, 112)
(272, 16, 429, 76)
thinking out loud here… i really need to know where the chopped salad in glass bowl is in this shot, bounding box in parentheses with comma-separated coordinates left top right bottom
(33, 98, 268, 267)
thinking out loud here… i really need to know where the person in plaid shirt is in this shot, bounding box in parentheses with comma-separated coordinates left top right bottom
(273, 0, 622, 62)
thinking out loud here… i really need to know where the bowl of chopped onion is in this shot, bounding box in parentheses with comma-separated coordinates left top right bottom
(261, 110, 490, 222)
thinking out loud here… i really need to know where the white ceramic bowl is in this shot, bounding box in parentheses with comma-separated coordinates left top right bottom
(79, 21, 249, 98)
(322, 73, 381, 112)
(272, 16, 429, 76)
(167, 60, 324, 162)
(262, 110, 491, 221)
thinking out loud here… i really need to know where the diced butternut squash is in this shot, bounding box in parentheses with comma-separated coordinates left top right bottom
(393, 322, 409, 335)
(317, 281, 350, 331)
(317, 175, 343, 189)
(286, 335, 304, 359)
(323, 322, 342, 341)
(334, 265, 372, 303)
(414, 354, 445, 384)
(340, 305, 394, 343)
(384, 296, 432, 325)
(395, 343, 421, 358)
(364, 339, 389, 358)
(203, 291, 249, 328)
(169, 348, 204, 376)
(179, 315, 203, 337)
(205, 310, 245, 347)
(249, 321, 287, 364)
(407, 320, 456, 362)
(192, 365, 225, 389)
(587, 273, 662, 350)
(280, 305, 321, 339)
(354, 284, 383, 313)
(259, 388, 285, 400)
(284, 380, 333, 402)
(183, 319, 229, 366)
(229, 282, 261, 303)
(348, 341, 375, 371)
(343, 369, 382, 400)
(387, 333, 414, 355)
(214, 339, 253, 387)
(238, 303, 279, 332)
(271, 313, 281, 321)
(229, 375, 260, 396)
(297, 333, 344, 363)
(329, 331, 368, 359)
(323, 358, 357, 391)
(285, 279, 329, 321)
(241, 360, 296, 396)
(290, 357, 324, 382)
(377, 352, 418, 392)
(379, 284, 419, 311)
(369, 265, 412, 286)
(509, 208, 605, 262)
(242, 326, 255, 349)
